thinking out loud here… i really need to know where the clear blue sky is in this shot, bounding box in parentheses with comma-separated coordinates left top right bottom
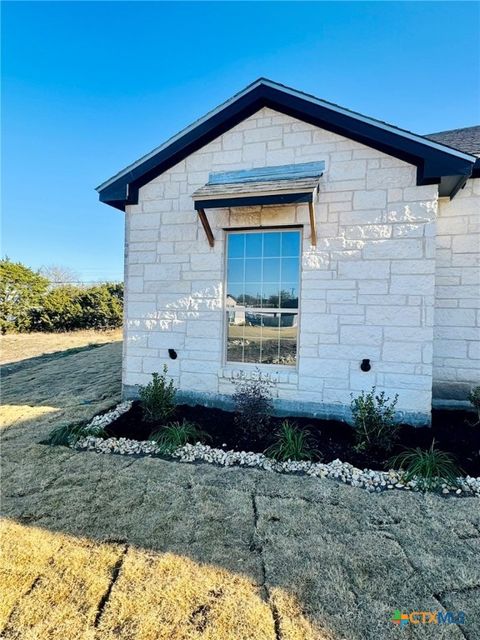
(2, 1, 479, 282)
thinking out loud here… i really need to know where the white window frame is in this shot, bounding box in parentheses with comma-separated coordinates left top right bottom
(223, 226, 302, 370)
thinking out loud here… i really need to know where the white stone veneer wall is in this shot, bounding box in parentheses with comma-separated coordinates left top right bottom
(433, 178, 480, 405)
(123, 107, 439, 424)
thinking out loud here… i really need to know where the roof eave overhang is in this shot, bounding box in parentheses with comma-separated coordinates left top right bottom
(97, 80, 477, 210)
(471, 158, 480, 179)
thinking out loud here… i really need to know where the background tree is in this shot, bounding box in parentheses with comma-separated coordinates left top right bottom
(39, 264, 80, 286)
(29, 283, 123, 332)
(0, 258, 49, 332)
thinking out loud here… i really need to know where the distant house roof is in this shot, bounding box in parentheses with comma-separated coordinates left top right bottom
(97, 78, 478, 210)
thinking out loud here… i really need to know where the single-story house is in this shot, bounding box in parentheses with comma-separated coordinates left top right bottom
(97, 79, 480, 426)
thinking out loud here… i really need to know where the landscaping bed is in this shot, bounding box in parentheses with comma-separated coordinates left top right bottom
(103, 401, 480, 477)
(62, 399, 480, 496)
(47, 370, 480, 496)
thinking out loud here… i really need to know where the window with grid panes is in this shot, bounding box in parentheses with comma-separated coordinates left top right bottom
(225, 229, 300, 366)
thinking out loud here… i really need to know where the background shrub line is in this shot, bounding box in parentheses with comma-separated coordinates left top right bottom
(0, 258, 123, 333)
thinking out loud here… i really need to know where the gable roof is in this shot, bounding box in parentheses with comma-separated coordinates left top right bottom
(97, 78, 478, 210)
(426, 126, 480, 157)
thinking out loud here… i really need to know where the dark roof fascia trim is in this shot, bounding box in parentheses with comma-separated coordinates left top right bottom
(107, 200, 130, 212)
(98, 83, 476, 210)
(472, 158, 480, 179)
(194, 192, 313, 210)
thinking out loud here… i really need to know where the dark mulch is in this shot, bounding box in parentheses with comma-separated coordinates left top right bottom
(106, 402, 480, 475)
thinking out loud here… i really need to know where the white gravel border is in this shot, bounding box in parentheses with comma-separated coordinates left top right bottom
(73, 402, 480, 497)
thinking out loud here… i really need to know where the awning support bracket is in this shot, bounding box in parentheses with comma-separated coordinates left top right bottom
(308, 199, 317, 247)
(197, 208, 215, 247)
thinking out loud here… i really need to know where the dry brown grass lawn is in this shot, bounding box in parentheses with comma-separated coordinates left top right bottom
(1, 331, 479, 639)
(0, 328, 122, 366)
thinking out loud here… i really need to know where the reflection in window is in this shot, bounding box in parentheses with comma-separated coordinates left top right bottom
(226, 230, 300, 366)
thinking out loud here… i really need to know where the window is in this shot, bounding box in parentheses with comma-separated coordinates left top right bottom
(225, 229, 301, 366)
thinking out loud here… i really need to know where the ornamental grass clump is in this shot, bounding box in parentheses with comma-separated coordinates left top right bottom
(233, 372, 274, 444)
(389, 440, 461, 491)
(351, 387, 399, 454)
(149, 420, 208, 454)
(265, 420, 319, 462)
(46, 422, 107, 446)
(139, 366, 176, 423)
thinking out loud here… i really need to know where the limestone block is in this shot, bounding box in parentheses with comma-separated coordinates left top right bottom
(344, 224, 390, 240)
(434, 339, 468, 359)
(390, 274, 434, 295)
(128, 251, 156, 264)
(435, 308, 476, 327)
(143, 263, 181, 281)
(265, 148, 295, 165)
(340, 325, 383, 345)
(186, 319, 223, 338)
(452, 234, 479, 253)
(338, 260, 390, 279)
(367, 167, 415, 189)
(130, 213, 161, 229)
(387, 201, 436, 223)
(180, 372, 219, 392)
(366, 306, 421, 326)
(364, 238, 423, 260)
(161, 224, 197, 241)
(391, 259, 434, 274)
(222, 132, 243, 150)
(244, 126, 283, 143)
(329, 160, 367, 181)
(190, 252, 223, 272)
(383, 342, 422, 363)
(283, 131, 312, 146)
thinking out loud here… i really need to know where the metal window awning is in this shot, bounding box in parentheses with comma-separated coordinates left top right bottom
(192, 161, 325, 247)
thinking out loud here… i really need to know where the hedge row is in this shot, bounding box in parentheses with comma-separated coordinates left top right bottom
(0, 259, 123, 333)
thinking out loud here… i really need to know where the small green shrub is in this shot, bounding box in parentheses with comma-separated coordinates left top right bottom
(468, 385, 480, 427)
(149, 420, 207, 454)
(139, 367, 176, 423)
(233, 372, 274, 443)
(46, 422, 107, 446)
(389, 440, 461, 491)
(265, 420, 319, 462)
(351, 387, 399, 453)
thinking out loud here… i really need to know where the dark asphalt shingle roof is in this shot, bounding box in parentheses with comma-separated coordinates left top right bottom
(425, 126, 480, 157)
